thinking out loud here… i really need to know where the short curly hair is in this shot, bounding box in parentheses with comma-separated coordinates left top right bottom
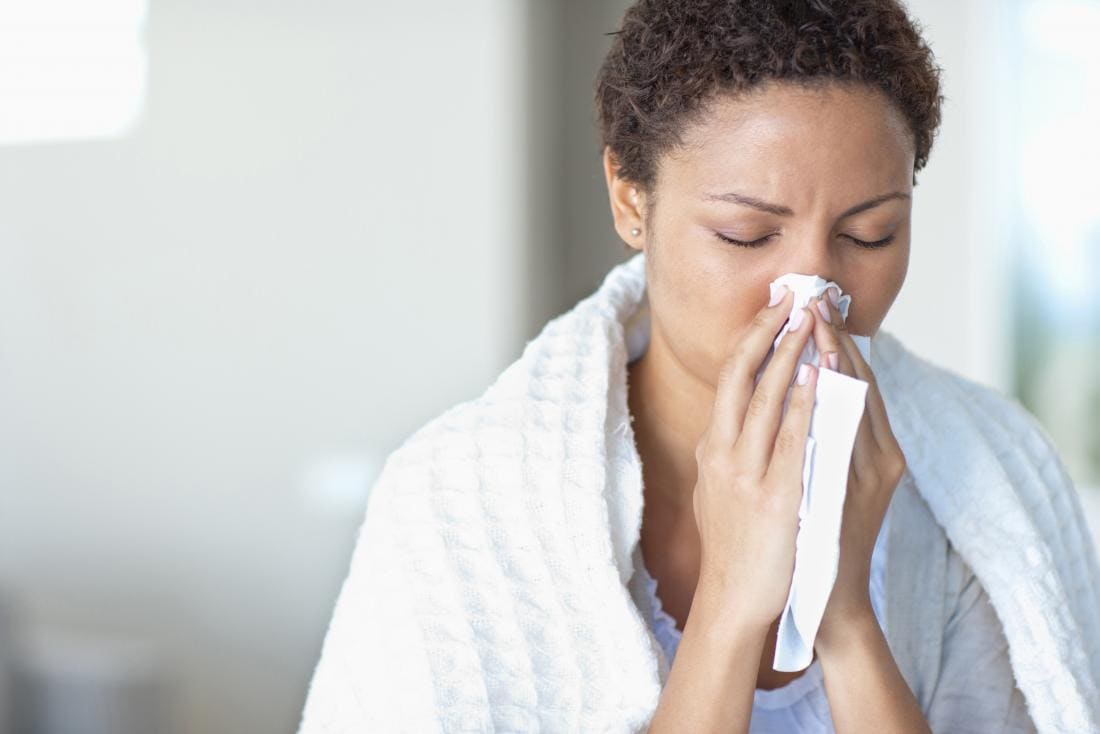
(594, 0, 944, 195)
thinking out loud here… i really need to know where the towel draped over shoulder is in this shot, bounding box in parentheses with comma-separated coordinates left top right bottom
(297, 252, 1100, 733)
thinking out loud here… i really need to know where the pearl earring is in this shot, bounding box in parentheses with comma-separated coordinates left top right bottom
(630, 227, 641, 237)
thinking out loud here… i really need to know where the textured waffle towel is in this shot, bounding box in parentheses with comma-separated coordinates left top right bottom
(298, 251, 1100, 734)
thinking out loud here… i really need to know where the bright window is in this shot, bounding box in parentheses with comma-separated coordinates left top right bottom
(1006, 0, 1100, 490)
(0, 0, 147, 145)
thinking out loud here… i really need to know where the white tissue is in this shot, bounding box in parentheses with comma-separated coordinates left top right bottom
(754, 273, 871, 672)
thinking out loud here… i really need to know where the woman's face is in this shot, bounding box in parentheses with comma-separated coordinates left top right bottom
(604, 80, 915, 381)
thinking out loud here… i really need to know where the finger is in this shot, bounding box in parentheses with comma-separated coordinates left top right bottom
(823, 298, 858, 379)
(708, 286, 795, 447)
(809, 294, 843, 374)
(813, 295, 877, 480)
(849, 403, 878, 481)
(825, 296, 868, 380)
(825, 297, 894, 451)
(734, 302, 818, 475)
(765, 357, 819, 489)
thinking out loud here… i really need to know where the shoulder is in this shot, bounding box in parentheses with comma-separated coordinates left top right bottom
(365, 399, 490, 513)
(362, 355, 541, 532)
(873, 329, 1065, 475)
(874, 330, 1089, 593)
(379, 341, 533, 466)
(938, 368, 1074, 495)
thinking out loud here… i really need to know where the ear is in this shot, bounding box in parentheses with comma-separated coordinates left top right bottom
(602, 147, 647, 252)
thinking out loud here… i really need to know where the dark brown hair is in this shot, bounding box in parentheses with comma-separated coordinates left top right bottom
(594, 0, 944, 198)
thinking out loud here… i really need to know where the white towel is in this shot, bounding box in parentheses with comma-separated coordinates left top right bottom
(297, 251, 1100, 733)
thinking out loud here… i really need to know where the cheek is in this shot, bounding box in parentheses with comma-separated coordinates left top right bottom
(648, 253, 766, 378)
(845, 254, 908, 333)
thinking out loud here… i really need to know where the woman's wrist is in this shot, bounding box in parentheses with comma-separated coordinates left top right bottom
(690, 577, 776, 646)
(813, 599, 932, 733)
(814, 598, 878, 656)
(648, 580, 771, 733)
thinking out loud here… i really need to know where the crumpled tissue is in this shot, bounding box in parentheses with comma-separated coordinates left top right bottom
(753, 273, 872, 672)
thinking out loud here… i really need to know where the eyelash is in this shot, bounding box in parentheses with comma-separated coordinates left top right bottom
(715, 232, 897, 249)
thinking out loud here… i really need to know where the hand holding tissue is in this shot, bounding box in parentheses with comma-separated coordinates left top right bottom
(758, 273, 872, 672)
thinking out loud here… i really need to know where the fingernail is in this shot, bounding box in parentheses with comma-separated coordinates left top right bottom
(789, 307, 804, 330)
(827, 352, 839, 371)
(827, 287, 840, 308)
(815, 298, 831, 323)
(769, 285, 789, 307)
(797, 363, 811, 385)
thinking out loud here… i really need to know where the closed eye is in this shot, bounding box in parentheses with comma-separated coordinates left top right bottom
(844, 233, 896, 249)
(713, 232, 776, 248)
(714, 232, 896, 249)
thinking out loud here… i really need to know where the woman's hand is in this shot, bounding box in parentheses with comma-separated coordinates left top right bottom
(808, 290, 908, 644)
(650, 287, 821, 734)
(691, 285, 821, 632)
(804, 290, 930, 734)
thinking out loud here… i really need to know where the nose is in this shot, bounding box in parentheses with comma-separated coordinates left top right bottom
(782, 236, 838, 285)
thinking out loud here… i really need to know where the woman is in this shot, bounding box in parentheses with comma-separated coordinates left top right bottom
(298, 1, 1100, 732)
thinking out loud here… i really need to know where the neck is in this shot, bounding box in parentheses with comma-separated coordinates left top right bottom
(626, 323, 717, 512)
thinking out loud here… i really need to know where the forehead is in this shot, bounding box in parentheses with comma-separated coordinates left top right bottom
(659, 81, 915, 196)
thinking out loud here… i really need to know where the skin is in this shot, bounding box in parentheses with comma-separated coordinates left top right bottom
(603, 80, 930, 732)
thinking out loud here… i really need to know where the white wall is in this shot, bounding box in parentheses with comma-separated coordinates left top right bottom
(882, 0, 1013, 392)
(0, 1, 527, 732)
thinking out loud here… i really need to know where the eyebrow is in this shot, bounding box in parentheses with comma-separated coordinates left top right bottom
(701, 190, 910, 218)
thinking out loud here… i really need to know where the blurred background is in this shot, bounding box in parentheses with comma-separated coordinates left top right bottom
(0, 0, 1096, 732)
